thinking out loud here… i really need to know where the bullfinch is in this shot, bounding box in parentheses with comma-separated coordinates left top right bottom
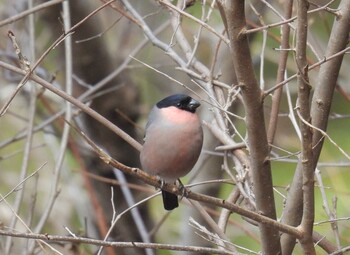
(140, 94, 203, 210)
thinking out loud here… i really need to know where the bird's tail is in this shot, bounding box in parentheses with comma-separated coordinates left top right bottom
(162, 190, 179, 210)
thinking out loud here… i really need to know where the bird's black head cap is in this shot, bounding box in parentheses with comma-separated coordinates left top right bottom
(156, 94, 200, 113)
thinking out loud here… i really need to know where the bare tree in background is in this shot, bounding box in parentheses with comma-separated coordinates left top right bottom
(0, 0, 349, 255)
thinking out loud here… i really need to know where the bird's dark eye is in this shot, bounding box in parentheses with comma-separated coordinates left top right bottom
(177, 102, 182, 107)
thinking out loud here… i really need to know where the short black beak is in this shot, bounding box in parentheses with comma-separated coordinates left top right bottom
(188, 98, 200, 112)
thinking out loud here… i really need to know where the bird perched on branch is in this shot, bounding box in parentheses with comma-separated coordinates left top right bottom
(140, 94, 203, 210)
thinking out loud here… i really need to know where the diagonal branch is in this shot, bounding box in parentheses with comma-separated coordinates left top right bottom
(0, 61, 142, 152)
(80, 126, 301, 238)
(267, 0, 293, 145)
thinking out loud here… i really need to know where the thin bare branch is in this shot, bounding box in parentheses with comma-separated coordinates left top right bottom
(0, 229, 236, 255)
(0, 0, 64, 27)
(31, 0, 73, 241)
(267, 0, 293, 146)
(0, 60, 142, 151)
(4, 14, 37, 254)
(157, 0, 229, 45)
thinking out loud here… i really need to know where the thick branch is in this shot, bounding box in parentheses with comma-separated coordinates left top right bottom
(295, 1, 315, 253)
(311, 0, 350, 157)
(104, 147, 301, 238)
(217, 1, 281, 254)
(281, 0, 350, 253)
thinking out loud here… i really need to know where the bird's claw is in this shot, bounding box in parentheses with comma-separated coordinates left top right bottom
(157, 177, 189, 198)
(177, 179, 188, 199)
(156, 175, 165, 189)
